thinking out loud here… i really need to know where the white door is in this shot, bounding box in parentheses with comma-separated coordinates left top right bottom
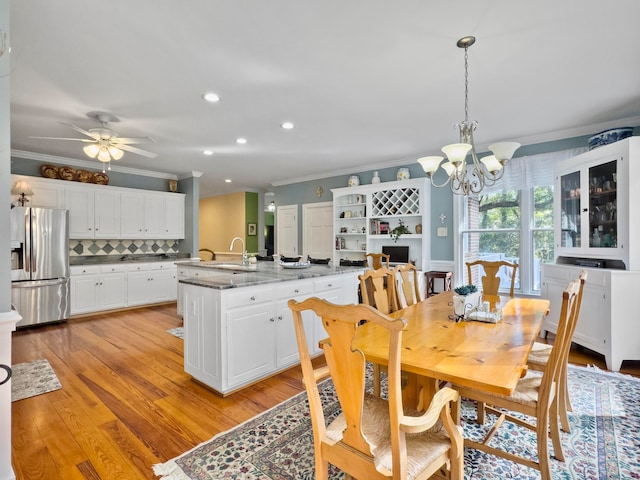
(276, 204, 298, 257)
(302, 202, 333, 260)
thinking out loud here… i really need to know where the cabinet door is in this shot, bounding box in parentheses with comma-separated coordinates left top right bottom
(65, 187, 95, 238)
(143, 194, 165, 238)
(22, 179, 64, 208)
(100, 272, 127, 310)
(94, 190, 121, 238)
(164, 194, 185, 239)
(226, 304, 276, 387)
(150, 270, 173, 302)
(127, 270, 152, 306)
(120, 192, 145, 238)
(70, 274, 100, 314)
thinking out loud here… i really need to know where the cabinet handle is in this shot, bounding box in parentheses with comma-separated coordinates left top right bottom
(88, 227, 92, 231)
(250, 296, 256, 301)
(294, 289, 299, 293)
(95, 228, 98, 231)
(100, 282, 103, 286)
(95, 282, 99, 286)
(278, 315, 283, 320)
(327, 283, 332, 287)
(269, 317, 275, 322)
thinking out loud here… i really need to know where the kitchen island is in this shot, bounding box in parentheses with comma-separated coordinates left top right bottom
(179, 261, 362, 395)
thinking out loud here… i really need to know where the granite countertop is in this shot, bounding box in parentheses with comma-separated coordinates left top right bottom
(179, 262, 363, 290)
(70, 253, 192, 266)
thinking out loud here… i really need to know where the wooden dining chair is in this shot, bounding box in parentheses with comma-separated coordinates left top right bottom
(288, 297, 464, 480)
(359, 267, 400, 396)
(198, 248, 215, 261)
(527, 270, 587, 433)
(394, 263, 422, 308)
(359, 267, 399, 315)
(452, 276, 582, 480)
(366, 252, 390, 270)
(466, 259, 519, 298)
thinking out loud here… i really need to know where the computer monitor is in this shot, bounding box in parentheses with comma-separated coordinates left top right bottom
(381, 245, 410, 265)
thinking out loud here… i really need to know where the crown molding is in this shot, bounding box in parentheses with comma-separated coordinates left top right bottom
(11, 149, 178, 180)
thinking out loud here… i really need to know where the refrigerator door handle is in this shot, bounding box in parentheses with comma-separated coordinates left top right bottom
(11, 278, 68, 288)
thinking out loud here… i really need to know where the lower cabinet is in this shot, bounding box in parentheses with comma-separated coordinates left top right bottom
(541, 263, 640, 371)
(182, 271, 359, 395)
(70, 265, 127, 315)
(70, 261, 177, 316)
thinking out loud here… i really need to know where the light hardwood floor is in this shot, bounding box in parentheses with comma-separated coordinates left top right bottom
(11, 303, 640, 479)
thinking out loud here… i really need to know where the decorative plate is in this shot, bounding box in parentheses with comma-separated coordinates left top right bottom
(76, 169, 93, 183)
(58, 166, 77, 181)
(41, 164, 58, 179)
(92, 172, 109, 185)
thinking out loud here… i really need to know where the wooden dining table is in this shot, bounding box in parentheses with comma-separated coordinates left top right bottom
(351, 291, 550, 410)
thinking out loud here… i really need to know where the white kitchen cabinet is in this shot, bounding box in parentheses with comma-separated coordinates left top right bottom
(332, 178, 431, 271)
(126, 262, 175, 306)
(182, 270, 359, 395)
(121, 191, 185, 239)
(70, 264, 127, 315)
(65, 185, 120, 239)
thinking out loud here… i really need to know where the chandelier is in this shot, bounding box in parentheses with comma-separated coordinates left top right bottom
(417, 36, 520, 195)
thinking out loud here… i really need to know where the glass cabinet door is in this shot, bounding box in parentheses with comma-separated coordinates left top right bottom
(559, 171, 581, 247)
(588, 160, 617, 248)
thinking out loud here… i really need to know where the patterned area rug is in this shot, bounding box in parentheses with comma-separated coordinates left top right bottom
(153, 365, 640, 479)
(167, 327, 184, 339)
(11, 359, 62, 402)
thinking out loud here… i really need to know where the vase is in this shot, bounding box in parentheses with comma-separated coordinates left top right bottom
(371, 171, 381, 184)
(452, 292, 481, 318)
(396, 168, 410, 181)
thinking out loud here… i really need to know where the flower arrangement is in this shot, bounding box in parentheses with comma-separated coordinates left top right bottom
(389, 220, 411, 243)
(453, 284, 478, 296)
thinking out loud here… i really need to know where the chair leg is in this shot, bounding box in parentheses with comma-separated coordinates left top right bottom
(536, 415, 553, 480)
(549, 397, 565, 462)
(315, 455, 328, 480)
(559, 365, 571, 433)
(476, 401, 486, 424)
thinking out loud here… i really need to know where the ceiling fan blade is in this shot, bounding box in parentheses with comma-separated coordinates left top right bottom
(117, 143, 158, 158)
(29, 136, 94, 142)
(60, 122, 101, 140)
(115, 136, 156, 145)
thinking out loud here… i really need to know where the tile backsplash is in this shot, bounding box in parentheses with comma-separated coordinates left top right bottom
(70, 239, 180, 257)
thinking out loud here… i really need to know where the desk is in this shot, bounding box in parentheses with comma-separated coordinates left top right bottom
(352, 291, 549, 409)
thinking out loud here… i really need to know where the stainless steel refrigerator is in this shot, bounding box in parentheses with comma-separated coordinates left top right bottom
(10, 207, 70, 327)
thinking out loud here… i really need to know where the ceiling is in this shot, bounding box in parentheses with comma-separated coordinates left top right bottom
(8, 0, 640, 198)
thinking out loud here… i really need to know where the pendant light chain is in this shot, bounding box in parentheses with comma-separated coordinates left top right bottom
(464, 45, 470, 125)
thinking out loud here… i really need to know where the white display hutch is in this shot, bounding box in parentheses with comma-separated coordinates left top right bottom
(331, 178, 431, 271)
(541, 137, 640, 370)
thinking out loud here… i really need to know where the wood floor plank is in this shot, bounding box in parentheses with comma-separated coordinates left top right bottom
(11, 302, 640, 480)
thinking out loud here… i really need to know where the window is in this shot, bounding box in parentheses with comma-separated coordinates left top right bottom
(454, 148, 589, 295)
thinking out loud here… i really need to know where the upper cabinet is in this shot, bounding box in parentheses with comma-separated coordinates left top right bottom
(553, 137, 639, 269)
(332, 178, 431, 271)
(11, 174, 185, 240)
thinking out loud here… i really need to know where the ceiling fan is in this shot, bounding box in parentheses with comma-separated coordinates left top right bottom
(30, 112, 158, 168)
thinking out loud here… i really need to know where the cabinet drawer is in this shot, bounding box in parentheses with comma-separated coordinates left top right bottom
(314, 276, 344, 293)
(71, 265, 100, 275)
(100, 264, 127, 274)
(127, 263, 152, 272)
(276, 281, 313, 299)
(149, 261, 175, 270)
(226, 285, 273, 309)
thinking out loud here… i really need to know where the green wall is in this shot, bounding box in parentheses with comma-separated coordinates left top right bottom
(245, 192, 259, 252)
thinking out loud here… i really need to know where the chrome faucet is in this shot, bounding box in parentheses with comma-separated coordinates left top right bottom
(230, 236, 249, 265)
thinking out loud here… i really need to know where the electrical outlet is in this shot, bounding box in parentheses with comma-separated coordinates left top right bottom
(437, 227, 448, 237)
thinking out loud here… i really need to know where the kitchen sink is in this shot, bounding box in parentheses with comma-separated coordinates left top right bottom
(200, 261, 258, 272)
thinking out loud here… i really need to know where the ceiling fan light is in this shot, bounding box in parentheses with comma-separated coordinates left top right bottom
(83, 143, 100, 158)
(441, 143, 472, 166)
(480, 155, 503, 174)
(417, 156, 444, 175)
(488, 142, 521, 162)
(97, 147, 111, 163)
(109, 146, 124, 160)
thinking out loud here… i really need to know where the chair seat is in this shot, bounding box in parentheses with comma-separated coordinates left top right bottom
(461, 370, 544, 409)
(326, 394, 453, 479)
(527, 341, 553, 366)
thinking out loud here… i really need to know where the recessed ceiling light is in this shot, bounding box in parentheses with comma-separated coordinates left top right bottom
(203, 150, 214, 156)
(202, 92, 220, 102)
(225, 179, 232, 183)
(236, 138, 247, 144)
(281, 122, 294, 130)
